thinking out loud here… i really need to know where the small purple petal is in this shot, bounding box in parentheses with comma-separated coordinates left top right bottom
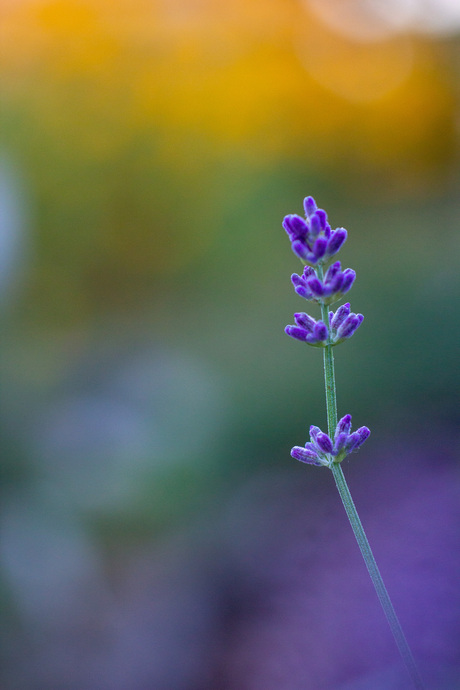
(333, 432, 348, 455)
(326, 228, 347, 257)
(335, 414, 352, 438)
(313, 321, 328, 341)
(291, 446, 320, 465)
(291, 272, 302, 285)
(309, 426, 323, 453)
(316, 432, 333, 454)
(306, 277, 324, 297)
(325, 261, 341, 281)
(326, 272, 344, 294)
(354, 426, 371, 449)
(345, 432, 360, 452)
(309, 214, 322, 238)
(312, 236, 327, 260)
(285, 325, 309, 342)
(340, 269, 356, 294)
(294, 286, 311, 299)
(315, 209, 327, 229)
(291, 240, 309, 260)
(303, 196, 317, 218)
(331, 303, 351, 330)
(283, 214, 309, 239)
(302, 266, 316, 280)
(294, 312, 316, 332)
(336, 314, 359, 339)
(309, 425, 321, 441)
(345, 427, 370, 453)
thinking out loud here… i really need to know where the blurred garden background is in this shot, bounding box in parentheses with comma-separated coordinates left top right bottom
(1, 1, 460, 688)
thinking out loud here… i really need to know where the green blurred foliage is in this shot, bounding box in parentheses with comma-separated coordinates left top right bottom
(1, 0, 460, 543)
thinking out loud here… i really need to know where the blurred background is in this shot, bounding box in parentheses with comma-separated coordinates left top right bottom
(1, 1, 460, 688)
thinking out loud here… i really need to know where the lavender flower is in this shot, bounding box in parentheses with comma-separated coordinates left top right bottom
(291, 415, 370, 467)
(282, 197, 424, 688)
(329, 303, 363, 343)
(284, 313, 328, 347)
(282, 196, 347, 266)
(291, 262, 355, 305)
(285, 304, 363, 347)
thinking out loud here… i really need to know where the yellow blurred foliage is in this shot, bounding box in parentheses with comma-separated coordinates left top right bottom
(1, 0, 456, 172)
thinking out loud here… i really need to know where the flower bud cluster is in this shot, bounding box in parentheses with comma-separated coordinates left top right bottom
(290, 415, 370, 466)
(285, 303, 363, 347)
(291, 262, 356, 306)
(283, 196, 370, 467)
(282, 196, 347, 266)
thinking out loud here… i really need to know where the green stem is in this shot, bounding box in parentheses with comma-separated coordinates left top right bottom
(330, 463, 425, 689)
(316, 264, 337, 435)
(315, 265, 425, 690)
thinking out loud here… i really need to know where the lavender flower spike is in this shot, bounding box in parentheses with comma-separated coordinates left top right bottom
(283, 197, 347, 266)
(291, 416, 370, 467)
(283, 196, 425, 688)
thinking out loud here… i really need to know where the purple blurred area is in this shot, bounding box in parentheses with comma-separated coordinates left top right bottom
(2, 434, 459, 689)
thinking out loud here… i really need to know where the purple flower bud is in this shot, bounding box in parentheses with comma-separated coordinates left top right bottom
(326, 228, 347, 257)
(345, 427, 370, 453)
(291, 273, 303, 288)
(284, 197, 348, 266)
(309, 425, 321, 439)
(354, 426, 371, 448)
(327, 272, 344, 294)
(291, 271, 316, 300)
(309, 425, 321, 452)
(316, 432, 333, 454)
(333, 431, 348, 454)
(315, 209, 328, 229)
(335, 414, 352, 438)
(331, 303, 351, 330)
(283, 214, 309, 240)
(340, 269, 356, 294)
(336, 314, 358, 338)
(337, 314, 364, 339)
(291, 446, 320, 465)
(285, 325, 309, 342)
(309, 213, 322, 238)
(291, 239, 310, 261)
(294, 312, 316, 332)
(306, 277, 324, 297)
(293, 285, 310, 299)
(291, 416, 369, 467)
(312, 236, 327, 261)
(313, 321, 328, 341)
(286, 314, 328, 346)
(303, 196, 317, 218)
(303, 266, 316, 280)
(325, 261, 341, 280)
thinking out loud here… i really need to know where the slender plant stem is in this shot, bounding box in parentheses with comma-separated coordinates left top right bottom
(315, 266, 425, 690)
